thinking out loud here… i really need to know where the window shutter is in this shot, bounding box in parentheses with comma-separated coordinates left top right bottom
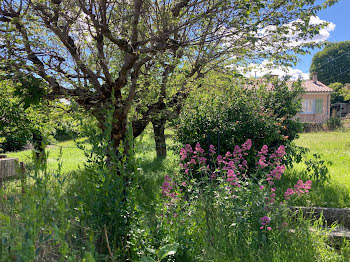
(315, 99, 323, 114)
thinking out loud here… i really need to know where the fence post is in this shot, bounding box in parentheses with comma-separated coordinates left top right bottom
(20, 162, 26, 194)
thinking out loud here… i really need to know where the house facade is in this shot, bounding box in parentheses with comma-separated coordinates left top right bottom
(296, 73, 333, 123)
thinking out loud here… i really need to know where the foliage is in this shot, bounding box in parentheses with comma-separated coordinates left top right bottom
(175, 77, 303, 164)
(0, 152, 75, 261)
(1, 129, 350, 260)
(310, 41, 350, 85)
(0, 77, 49, 152)
(67, 104, 139, 260)
(329, 82, 350, 104)
(327, 112, 343, 130)
(152, 141, 349, 261)
(140, 243, 179, 262)
(0, 75, 86, 152)
(0, 0, 338, 149)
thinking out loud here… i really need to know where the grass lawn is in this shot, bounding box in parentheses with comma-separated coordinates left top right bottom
(295, 131, 350, 188)
(5, 126, 178, 174)
(6, 140, 87, 173)
(5, 128, 350, 207)
(286, 130, 350, 207)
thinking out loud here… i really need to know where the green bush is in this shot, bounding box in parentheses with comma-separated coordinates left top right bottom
(175, 78, 303, 161)
(327, 113, 343, 131)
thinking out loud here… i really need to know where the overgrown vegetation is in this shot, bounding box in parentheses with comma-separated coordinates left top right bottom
(175, 77, 303, 158)
(2, 130, 350, 261)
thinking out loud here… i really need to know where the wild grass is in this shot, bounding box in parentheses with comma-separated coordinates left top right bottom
(5, 129, 350, 208)
(2, 127, 350, 261)
(280, 130, 350, 208)
(295, 131, 350, 188)
(6, 139, 87, 173)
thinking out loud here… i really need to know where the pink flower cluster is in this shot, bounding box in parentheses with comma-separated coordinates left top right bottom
(260, 216, 272, 230)
(163, 139, 312, 231)
(256, 145, 286, 186)
(179, 143, 207, 175)
(178, 140, 252, 188)
(284, 180, 312, 200)
(162, 176, 177, 198)
(257, 145, 285, 169)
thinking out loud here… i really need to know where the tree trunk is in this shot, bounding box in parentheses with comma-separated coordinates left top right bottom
(111, 106, 128, 151)
(152, 118, 167, 158)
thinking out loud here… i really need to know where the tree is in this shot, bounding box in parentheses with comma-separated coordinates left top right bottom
(0, 71, 79, 160)
(0, 0, 337, 151)
(0, 74, 51, 157)
(310, 41, 350, 85)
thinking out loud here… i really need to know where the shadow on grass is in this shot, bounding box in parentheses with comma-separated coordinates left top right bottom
(140, 155, 178, 175)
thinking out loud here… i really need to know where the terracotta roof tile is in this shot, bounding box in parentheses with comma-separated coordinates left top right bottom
(244, 79, 333, 93)
(301, 80, 333, 93)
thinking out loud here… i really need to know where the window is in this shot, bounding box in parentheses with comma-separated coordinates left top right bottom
(301, 99, 323, 114)
(315, 99, 323, 114)
(301, 99, 314, 114)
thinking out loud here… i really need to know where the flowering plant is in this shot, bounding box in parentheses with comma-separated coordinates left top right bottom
(162, 139, 312, 232)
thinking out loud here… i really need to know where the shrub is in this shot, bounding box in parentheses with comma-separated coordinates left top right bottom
(0, 154, 75, 261)
(327, 112, 343, 131)
(175, 78, 303, 165)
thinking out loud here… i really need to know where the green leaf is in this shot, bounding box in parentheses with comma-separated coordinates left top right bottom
(146, 247, 156, 254)
(140, 256, 156, 262)
(158, 243, 179, 260)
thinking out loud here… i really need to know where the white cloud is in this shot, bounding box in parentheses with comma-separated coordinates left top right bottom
(240, 60, 309, 80)
(257, 16, 335, 49)
(307, 16, 336, 43)
(236, 16, 335, 81)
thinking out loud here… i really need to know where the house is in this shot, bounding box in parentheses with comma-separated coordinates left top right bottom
(296, 72, 333, 123)
(245, 72, 333, 123)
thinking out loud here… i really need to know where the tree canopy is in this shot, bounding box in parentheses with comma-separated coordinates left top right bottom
(310, 41, 350, 86)
(0, 0, 337, 149)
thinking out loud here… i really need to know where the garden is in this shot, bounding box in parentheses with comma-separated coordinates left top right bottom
(1, 0, 350, 261)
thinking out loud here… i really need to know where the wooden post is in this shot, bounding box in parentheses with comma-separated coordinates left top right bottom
(20, 162, 26, 194)
(0, 157, 19, 189)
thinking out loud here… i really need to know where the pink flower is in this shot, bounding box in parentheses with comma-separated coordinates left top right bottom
(209, 144, 216, 155)
(293, 180, 312, 195)
(284, 188, 294, 200)
(199, 157, 207, 164)
(185, 144, 193, 153)
(260, 216, 271, 226)
(258, 157, 268, 168)
(162, 176, 173, 196)
(267, 227, 272, 231)
(259, 185, 265, 190)
(275, 145, 286, 158)
(241, 139, 252, 151)
(259, 145, 268, 156)
(217, 155, 223, 164)
(195, 143, 205, 154)
(180, 148, 187, 160)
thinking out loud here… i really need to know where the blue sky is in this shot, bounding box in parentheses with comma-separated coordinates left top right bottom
(295, 0, 350, 74)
